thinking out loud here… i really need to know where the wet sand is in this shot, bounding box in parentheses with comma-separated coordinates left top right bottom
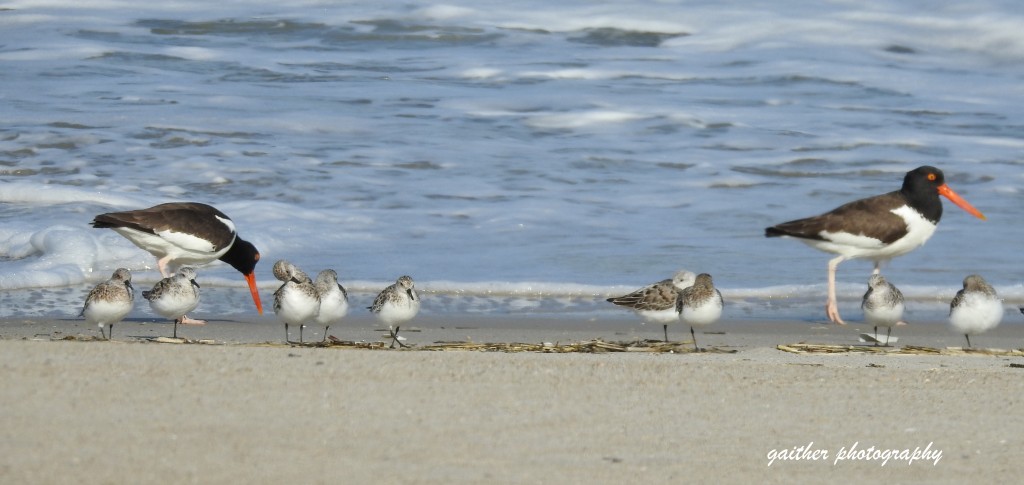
(2, 314, 1023, 483)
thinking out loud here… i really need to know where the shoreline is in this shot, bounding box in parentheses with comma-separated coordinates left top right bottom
(5, 313, 1023, 350)
(2, 316, 1023, 483)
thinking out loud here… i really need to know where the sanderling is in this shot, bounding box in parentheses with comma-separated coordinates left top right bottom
(949, 274, 1003, 348)
(80, 268, 134, 340)
(143, 266, 201, 339)
(606, 270, 696, 342)
(676, 273, 724, 351)
(369, 275, 420, 348)
(313, 269, 349, 342)
(273, 260, 320, 343)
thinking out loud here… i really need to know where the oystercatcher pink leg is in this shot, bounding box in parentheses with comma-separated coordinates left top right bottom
(156, 256, 174, 278)
(826, 255, 846, 325)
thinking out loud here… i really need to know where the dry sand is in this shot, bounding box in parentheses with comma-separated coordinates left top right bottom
(2, 314, 1023, 484)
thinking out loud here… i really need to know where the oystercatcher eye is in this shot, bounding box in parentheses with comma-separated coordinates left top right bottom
(927, 173, 936, 181)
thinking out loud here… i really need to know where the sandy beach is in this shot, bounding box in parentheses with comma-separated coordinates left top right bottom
(2, 314, 1023, 484)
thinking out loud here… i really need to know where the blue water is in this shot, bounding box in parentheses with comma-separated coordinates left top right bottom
(2, 1, 1024, 322)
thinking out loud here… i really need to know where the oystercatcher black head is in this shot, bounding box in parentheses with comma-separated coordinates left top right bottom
(219, 237, 263, 315)
(900, 166, 985, 223)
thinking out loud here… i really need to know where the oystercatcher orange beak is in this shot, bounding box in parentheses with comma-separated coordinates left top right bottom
(244, 272, 264, 314)
(938, 184, 986, 220)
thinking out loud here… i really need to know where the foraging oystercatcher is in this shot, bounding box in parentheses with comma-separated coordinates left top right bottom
(313, 269, 349, 343)
(765, 166, 985, 324)
(91, 202, 263, 315)
(675, 273, 724, 351)
(369, 275, 420, 348)
(272, 260, 320, 343)
(861, 274, 904, 346)
(606, 270, 697, 342)
(80, 268, 134, 340)
(949, 274, 1003, 348)
(143, 267, 201, 339)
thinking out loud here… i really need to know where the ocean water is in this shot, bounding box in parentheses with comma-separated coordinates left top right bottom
(2, 0, 1024, 323)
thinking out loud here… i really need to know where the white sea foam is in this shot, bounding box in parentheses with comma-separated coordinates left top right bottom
(0, 183, 146, 207)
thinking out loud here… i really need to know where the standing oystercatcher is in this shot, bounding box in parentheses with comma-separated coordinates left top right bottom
(606, 269, 697, 342)
(91, 202, 263, 316)
(765, 166, 985, 324)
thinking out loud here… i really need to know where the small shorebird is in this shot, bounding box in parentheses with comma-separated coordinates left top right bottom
(313, 269, 349, 342)
(369, 275, 420, 348)
(949, 274, 1003, 348)
(80, 268, 134, 340)
(861, 274, 904, 346)
(92, 202, 263, 317)
(143, 267, 201, 339)
(676, 273, 724, 351)
(766, 166, 985, 324)
(272, 260, 320, 343)
(606, 270, 697, 342)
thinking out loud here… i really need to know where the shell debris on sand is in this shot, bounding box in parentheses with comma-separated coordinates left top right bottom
(146, 336, 219, 345)
(778, 343, 1024, 356)
(268, 336, 738, 353)
(53, 335, 219, 345)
